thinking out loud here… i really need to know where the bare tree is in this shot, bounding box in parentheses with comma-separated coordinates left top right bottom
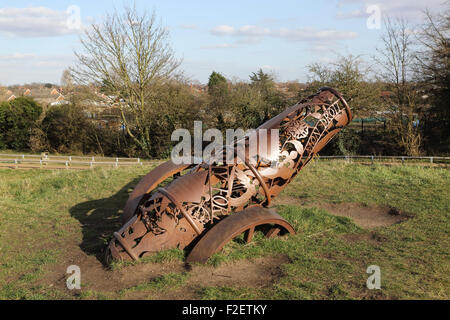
(61, 69, 73, 88)
(0, 85, 6, 99)
(374, 17, 422, 156)
(72, 4, 181, 157)
(306, 55, 382, 155)
(307, 55, 380, 116)
(307, 62, 333, 85)
(414, 8, 450, 151)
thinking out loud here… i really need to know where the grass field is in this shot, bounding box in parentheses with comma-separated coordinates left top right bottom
(0, 160, 448, 300)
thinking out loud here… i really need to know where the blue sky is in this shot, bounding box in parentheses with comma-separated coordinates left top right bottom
(0, 0, 445, 85)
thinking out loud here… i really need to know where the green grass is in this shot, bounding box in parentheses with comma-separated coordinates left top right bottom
(200, 286, 262, 300)
(0, 161, 448, 300)
(122, 272, 189, 294)
(110, 248, 185, 271)
(0, 164, 158, 299)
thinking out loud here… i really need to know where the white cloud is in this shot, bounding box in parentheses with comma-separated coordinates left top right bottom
(307, 45, 335, 54)
(0, 53, 37, 60)
(180, 24, 198, 30)
(210, 24, 358, 42)
(201, 43, 239, 49)
(211, 25, 236, 36)
(336, 9, 367, 19)
(0, 6, 82, 38)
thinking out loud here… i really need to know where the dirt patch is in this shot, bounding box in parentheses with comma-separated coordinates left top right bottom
(121, 255, 289, 300)
(274, 196, 411, 229)
(41, 247, 186, 295)
(312, 202, 410, 228)
(188, 255, 289, 288)
(342, 231, 388, 245)
(40, 240, 288, 299)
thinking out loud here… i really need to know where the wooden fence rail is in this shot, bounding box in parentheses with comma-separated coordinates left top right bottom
(0, 153, 448, 170)
(317, 155, 449, 165)
(0, 153, 146, 169)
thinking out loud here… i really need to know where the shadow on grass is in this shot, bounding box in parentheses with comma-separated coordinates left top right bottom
(69, 178, 141, 265)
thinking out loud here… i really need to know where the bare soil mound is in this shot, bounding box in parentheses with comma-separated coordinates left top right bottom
(188, 255, 289, 288)
(312, 202, 410, 228)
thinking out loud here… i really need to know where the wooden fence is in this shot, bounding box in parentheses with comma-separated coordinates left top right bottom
(316, 155, 449, 166)
(0, 153, 146, 169)
(0, 153, 448, 170)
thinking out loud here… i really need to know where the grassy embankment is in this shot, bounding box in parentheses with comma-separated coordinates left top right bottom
(0, 160, 448, 299)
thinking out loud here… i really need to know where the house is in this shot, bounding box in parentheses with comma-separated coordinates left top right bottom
(50, 94, 69, 106)
(24, 89, 31, 96)
(6, 90, 12, 95)
(50, 100, 69, 106)
(380, 91, 392, 99)
(7, 94, 16, 101)
(50, 88, 59, 95)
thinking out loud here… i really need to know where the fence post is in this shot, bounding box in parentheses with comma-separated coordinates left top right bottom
(430, 157, 433, 164)
(65, 161, 69, 169)
(401, 156, 404, 165)
(371, 155, 374, 165)
(14, 159, 18, 169)
(90, 161, 93, 169)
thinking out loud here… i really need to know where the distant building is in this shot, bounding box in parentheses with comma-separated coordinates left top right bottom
(189, 83, 207, 95)
(50, 88, 59, 95)
(7, 94, 16, 101)
(24, 89, 31, 96)
(380, 91, 392, 98)
(50, 94, 69, 106)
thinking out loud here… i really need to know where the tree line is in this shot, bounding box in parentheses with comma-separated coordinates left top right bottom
(0, 5, 448, 158)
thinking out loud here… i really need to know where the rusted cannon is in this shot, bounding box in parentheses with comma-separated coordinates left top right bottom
(106, 87, 352, 264)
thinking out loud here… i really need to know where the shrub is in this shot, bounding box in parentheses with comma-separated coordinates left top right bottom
(0, 97, 42, 150)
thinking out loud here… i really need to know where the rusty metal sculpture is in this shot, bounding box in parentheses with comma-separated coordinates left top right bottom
(106, 87, 352, 264)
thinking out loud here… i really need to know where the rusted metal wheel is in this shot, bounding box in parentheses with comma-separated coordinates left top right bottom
(186, 207, 295, 264)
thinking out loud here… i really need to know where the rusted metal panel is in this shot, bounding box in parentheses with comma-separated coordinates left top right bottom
(122, 161, 193, 223)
